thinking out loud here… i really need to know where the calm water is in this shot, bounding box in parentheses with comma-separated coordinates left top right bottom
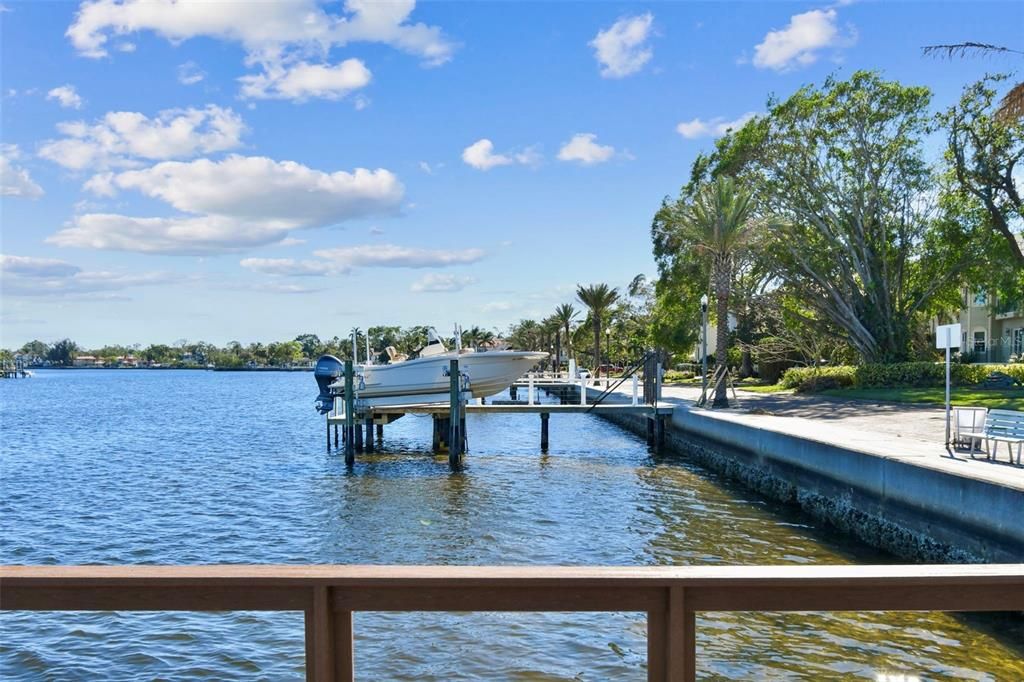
(1, 370, 1021, 680)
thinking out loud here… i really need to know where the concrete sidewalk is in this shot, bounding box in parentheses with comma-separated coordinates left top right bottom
(602, 380, 1024, 492)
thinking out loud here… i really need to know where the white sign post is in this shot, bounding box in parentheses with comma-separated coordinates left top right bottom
(935, 323, 962, 445)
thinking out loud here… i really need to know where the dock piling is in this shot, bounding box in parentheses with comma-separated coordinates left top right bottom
(364, 418, 374, 453)
(448, 359, 463, 467)
(540, 412, 549, 451)
(343, 360, 355, 465)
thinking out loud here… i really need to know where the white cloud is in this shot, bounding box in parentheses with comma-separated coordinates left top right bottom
(239, 258, 336, 276)
(239, 58, 371, 101)
(481, 300, 516, 313)
(557, 133, 615, 165)
(0, 144, 44, 198)
(0, 253, 175, 297)
(675, 111, 759, 139)
(353, 94, 370, 110)
(50, 155, 404, 255)
(66, 0, 455, 99)
(410, 273, 477, 292)
(590, 13, 654, 78)
(313, 244, 485, 269)
(241, 244, 484, 277)
(177, 61, 205, 85)
(752, 9, 855, 71)
(0, 254, 80, 278)
(462, 139, 539, 171)
(46, 84, 83, 109)
(39, 105, 246, 170)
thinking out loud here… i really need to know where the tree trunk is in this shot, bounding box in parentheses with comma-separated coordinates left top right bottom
(739, 349, 754, 379)
(713, 264, 730, 408)
(593, 320, 601, 379)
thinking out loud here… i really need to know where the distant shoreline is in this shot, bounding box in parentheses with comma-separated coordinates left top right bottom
(28, 366, 314, 372)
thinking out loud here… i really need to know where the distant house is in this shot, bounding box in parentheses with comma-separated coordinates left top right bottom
(953, 287, 1024, 363)
(116, 355, 140, 367)
(480, 338, 510, 351)
(72, 355, 105, 367)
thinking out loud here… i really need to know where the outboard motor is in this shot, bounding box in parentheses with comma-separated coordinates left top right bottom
(314, 354, 345, 414)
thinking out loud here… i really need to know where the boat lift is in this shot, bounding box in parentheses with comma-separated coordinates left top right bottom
(323, 356, 673, 469)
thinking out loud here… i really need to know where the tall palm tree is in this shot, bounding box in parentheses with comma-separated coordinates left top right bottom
(676, 176, 757, 407)
(553, 303, 577, 363)
(576, 283, 620, 379)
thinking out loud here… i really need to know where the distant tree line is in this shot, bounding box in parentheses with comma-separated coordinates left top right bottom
(5, 327, 505, 369)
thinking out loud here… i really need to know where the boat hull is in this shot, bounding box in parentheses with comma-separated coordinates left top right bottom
(354, 351, 546, 400)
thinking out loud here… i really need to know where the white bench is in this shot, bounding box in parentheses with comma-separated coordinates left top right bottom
(960, 408, 1024, 465)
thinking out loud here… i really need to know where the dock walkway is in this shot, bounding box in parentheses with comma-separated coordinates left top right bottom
(650, 383, 1024, 490)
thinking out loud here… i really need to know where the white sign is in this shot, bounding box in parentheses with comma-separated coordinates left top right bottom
(935, 323, 961, 350)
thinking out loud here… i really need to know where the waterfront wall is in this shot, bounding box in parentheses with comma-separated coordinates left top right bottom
(568, 386, 1024, 564)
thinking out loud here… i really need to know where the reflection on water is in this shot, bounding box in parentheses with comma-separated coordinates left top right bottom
(1, 370, 1020, 679)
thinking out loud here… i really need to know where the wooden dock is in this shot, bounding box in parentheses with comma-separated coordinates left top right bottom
(1, 357, 29, 378)
(321, 357, 670, 467)
(328, 403, 673, 417)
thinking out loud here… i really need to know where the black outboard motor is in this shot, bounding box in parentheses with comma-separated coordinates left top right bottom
(314, 354, 345, 414)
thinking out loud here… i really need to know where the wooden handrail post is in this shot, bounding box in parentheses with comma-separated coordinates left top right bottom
(306, 586, 354, 682)
(647, 605, 666, 681)
(667, 586, 695, 682)
(648, 587, 695, 681)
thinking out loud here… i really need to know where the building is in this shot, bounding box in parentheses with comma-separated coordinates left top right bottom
(72, 355, 105, 367)
(956, 288, 1024, 363)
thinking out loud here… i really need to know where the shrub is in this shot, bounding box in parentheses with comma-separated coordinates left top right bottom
(780, 366, 856, 392)
(779, 362, 1024, 392)
(663, 370, 694, 382)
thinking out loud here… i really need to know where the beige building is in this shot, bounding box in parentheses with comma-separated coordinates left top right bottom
(956, 288, 1024, 363)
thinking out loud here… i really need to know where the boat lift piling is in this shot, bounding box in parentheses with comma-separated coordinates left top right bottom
(448, 359, 464, 467)
(344, 360, 356, 465)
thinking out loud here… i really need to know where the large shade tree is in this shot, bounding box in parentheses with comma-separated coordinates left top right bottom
(576, 283, 620, 378)
(938, 75, 1024, 275)
(683, 71, 987, 364)
(668, 176, 757, 406)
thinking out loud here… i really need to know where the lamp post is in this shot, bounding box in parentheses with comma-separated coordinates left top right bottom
(700, 294, 709, 398)
(605, 327, 611, 380)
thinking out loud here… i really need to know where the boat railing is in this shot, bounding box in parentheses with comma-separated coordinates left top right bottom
(2, 563, 1021, 682)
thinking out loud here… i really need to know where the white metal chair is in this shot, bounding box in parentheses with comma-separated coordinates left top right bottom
(953, 407, 987, 454)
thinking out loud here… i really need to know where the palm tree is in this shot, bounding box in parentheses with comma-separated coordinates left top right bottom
(675, 176, 757, 407)
(463, 325, 485, 350)
(478, 328, 496, 349)
(553, 303, 577, 364)
(576, 283, 620, 379)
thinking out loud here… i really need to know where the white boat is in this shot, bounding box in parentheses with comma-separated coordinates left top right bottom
(314, 329, 546, 413)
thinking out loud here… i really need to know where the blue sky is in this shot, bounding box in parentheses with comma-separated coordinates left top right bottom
(1, 0, 1021, 348)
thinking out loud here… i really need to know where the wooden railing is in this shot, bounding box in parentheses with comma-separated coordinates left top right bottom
(2, 564, 1022, 681)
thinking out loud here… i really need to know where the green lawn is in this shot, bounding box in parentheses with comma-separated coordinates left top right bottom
(737, 383, 794, 394)
(819, 387, 1024, 410)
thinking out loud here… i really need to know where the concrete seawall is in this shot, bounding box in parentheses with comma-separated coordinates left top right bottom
(567, 385, 1024, 563)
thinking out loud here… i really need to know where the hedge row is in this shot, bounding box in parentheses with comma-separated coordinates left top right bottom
(780, 363, 1024, 392)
